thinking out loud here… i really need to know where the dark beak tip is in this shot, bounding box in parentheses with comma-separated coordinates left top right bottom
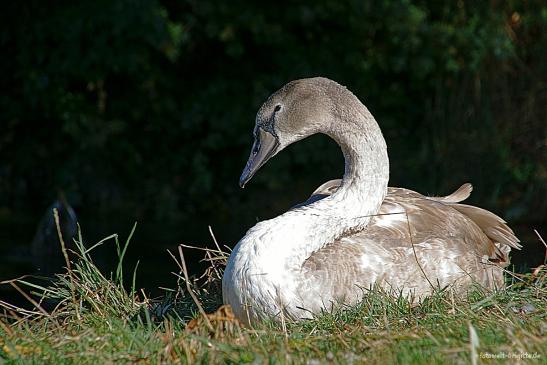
(239, 174, 248, 189)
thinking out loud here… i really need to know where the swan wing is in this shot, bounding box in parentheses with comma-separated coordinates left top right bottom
(309, 181, 519, 262)
(298, 186, 520, 313)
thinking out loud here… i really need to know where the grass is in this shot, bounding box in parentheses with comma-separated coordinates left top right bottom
(0, 221, 545, 364)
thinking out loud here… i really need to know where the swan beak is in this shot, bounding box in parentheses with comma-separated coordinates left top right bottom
(239, 129, 280, 188)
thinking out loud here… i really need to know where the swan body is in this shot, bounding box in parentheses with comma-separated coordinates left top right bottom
(222, 77, 520, 325)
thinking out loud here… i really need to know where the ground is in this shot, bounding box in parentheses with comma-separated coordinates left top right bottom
(0, 229, 545, 364)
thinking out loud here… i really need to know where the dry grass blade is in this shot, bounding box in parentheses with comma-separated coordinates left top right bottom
(8, 282, 54, 324)
(53, 208, 81, 321)
(0, 299, 42, 319)
(534, 229, 547, 263)
(208, 226, 223, 254)
(167, 246, 215, 333)
(404, 210, 436, 290)
(178, 243, 229, 261)
(534, 229, 546, 249)
(178, 241, 228, 287)
(0, 275, 34, 286)
(205, 226, 226, 282)
(468, 322, 480, 365)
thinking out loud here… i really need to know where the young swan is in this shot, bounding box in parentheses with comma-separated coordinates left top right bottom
(222, 77, 520, 325)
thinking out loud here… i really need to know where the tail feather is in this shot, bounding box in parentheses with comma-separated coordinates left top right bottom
(450, 203, 521, 265)
(428, 183, 521, 264)
(428, 183, 473, 203)
(451, 204, 521, 250)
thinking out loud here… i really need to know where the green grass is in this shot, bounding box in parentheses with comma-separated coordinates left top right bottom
(0, 225, 545, 364)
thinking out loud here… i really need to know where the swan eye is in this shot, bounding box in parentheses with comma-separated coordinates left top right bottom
(274, 104, 282, 113)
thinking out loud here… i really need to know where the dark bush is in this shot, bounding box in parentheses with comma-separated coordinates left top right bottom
(1, 0, 545, 237)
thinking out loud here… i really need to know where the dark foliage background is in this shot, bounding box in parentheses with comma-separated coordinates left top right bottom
(0, 1, 545, 293)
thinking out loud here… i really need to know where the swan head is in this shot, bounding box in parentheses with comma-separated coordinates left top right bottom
(239, 77, 339, 187)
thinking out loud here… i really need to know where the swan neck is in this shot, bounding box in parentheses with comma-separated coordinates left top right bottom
(330, 107, 389, 206)
(285, 106, 390, 254)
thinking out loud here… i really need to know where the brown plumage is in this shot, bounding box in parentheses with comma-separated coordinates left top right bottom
(299, 182, 520, 305)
